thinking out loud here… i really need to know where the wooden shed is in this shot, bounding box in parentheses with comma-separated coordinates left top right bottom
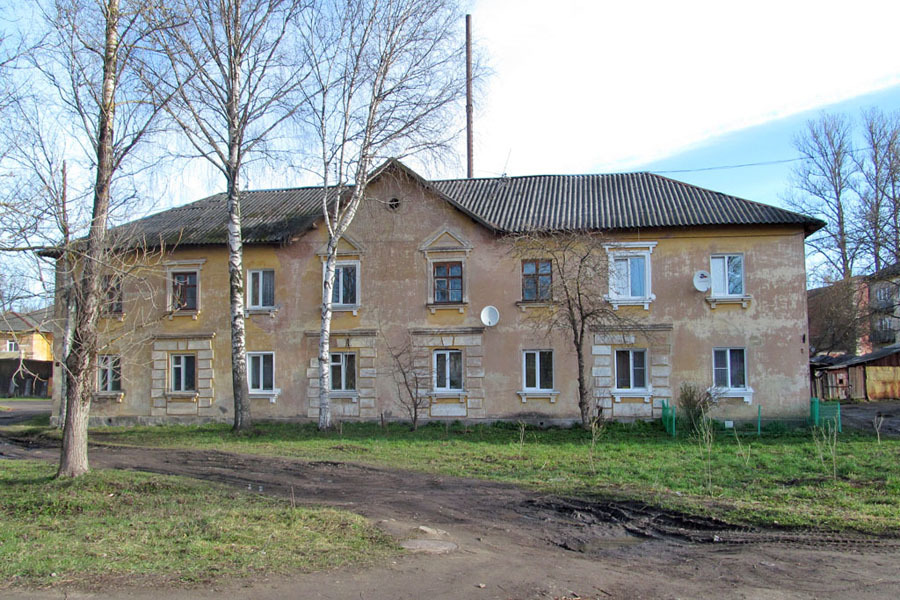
(811, 344, 900, 401)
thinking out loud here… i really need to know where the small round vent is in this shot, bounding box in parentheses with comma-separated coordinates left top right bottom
(387, 197, 401, 211)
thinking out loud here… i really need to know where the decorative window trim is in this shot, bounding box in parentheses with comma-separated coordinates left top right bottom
(165, 259, 205, 318)
(432, 348, 464, 393)
(711, 347, 753, 404)
(323, 260, 361, 315)
(603, 242, 657, 310)
(420, 228, 472, 311)
(246, 269, 276, 311)
(613, 348, 652, 402)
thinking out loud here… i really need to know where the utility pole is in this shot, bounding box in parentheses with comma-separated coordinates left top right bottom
(466, 14, 473, 178)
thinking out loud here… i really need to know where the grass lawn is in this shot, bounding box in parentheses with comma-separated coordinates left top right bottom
(0, 460, 395, 588)
(82, 420, 900, 534)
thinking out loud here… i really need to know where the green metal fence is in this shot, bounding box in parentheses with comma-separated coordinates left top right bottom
(661, 400, 676, 437)
(809, 397, 842, 432)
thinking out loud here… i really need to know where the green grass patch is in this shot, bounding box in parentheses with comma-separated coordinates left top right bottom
(85, 420, 900, 534)
(0, 460, 395, 588)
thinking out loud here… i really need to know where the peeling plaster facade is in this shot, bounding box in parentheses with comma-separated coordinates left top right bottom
(51, 169, 813, 425)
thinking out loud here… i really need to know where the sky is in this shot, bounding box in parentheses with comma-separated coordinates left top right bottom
(458, 0, 900, 209)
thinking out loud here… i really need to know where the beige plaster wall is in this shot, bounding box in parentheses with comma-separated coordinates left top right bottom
(52, 169, 812, 424)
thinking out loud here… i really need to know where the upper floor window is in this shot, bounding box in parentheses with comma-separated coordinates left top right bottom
(710, 254, 744, 297)
(713, 347, 746, 390)
(248, 352, 274, 393)
(170, 354, 196, 392)
(604, 242, 656, 309)
(248, 270, 275, 309)
(97, 355, 121, 392)
(433, 262, 463, 304)
(522, 350, 554, 392)
(522, 259, 552, 302)
(330, 262, 359, 307)
(102, 274, 123, 315)
(171, 271, 198, 311)
(330, 352, 356, 391)
(615, 349, 647, 391)
(6, 340, 19, 352)
(433, 349, 463, 392)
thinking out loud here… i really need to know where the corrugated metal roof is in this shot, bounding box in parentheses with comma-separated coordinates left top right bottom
(431, 172, 824, 233)
(0, 307, 55, 333)
(110, 162, 824, 247)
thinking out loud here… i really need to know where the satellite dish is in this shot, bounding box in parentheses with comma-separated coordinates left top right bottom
(693, 270, 711, 292)
(480, 305, 500, 327)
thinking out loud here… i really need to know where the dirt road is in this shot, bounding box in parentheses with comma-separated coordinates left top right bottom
(841, 400, 900, 438)
(1, 436, 898, 600)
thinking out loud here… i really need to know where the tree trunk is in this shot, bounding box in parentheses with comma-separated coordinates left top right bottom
(318, 238, 338, 430)
(226, 167, 250, 432)
(575, 337, 590, 427)
(58, 0, 120, 477)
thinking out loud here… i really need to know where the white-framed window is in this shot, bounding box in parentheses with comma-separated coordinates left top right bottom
(433, 349, 463, 392)
(170, 354, 197, 392)
(522, 350, 554, 392)
(604, 242, 656, 309)
(713, 348, 747, 390)
(248, 269, 275, 309)
(710, 254, 744, 297)
(876, 286, 892, 303)
(6, 339, 19, 352)
(327, 261, 359, 307)
(97, 355, 121, 392)
(330, 352, 356, 391)
(615, 349, 648, 391)
(248, 352, 274, 393)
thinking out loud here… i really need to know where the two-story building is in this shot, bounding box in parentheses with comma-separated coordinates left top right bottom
(51, 160, 823, 425)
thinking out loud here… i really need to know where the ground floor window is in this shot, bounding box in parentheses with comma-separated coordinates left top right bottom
(713, 347, 746, 389)
(6, 340, 19, 352)
(433, 349, 463, 391)
(615, 349, 647, 390)
(523, 350, 553, 391)
(97, 355, 121, 392)
(170, 354, 196, 392)
(248, 352, 274, 393)
(330, 352, 356, 391)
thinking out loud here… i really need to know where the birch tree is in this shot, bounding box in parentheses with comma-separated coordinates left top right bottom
(30, 0, 175, 477)
(298, 0, 466, 430)
(149, 0, 307, 431)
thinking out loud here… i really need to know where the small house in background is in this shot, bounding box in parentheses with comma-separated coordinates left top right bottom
(811, 344, 900, 402)
(0, 307, 55, 397)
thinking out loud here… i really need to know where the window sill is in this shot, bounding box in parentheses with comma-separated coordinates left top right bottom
(516, 301, 554, 312)
(332, 304, 360, 316)
(427, 303, 467, 314)
(93, 391, 124, 403)
(329, 391, 359, 402)
(246, 306, 279, 318)
(612, 389, 653, 403)
(706, 295, 752, 308)
(167, 310, 200, 320)
(604, 295, 655, 310)
(711, 386, 754, 404)
(165, 392, 199, 402)
(249, 389, 280, 403)
(101, 312, 126, 322)
(517, 390, 559, 403)
(429, 390, 466, 402)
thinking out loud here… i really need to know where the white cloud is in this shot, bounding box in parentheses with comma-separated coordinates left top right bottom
(463, 0, 900, 177)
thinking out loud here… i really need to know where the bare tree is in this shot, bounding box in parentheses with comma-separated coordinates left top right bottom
(788, 113, 859, 282)
(149, 0, 308, 432)
(383, 331, 429, 430)
(508, 231, 642, 428)
(28, 0, 176, 477)
(297, 0, 467, 429)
